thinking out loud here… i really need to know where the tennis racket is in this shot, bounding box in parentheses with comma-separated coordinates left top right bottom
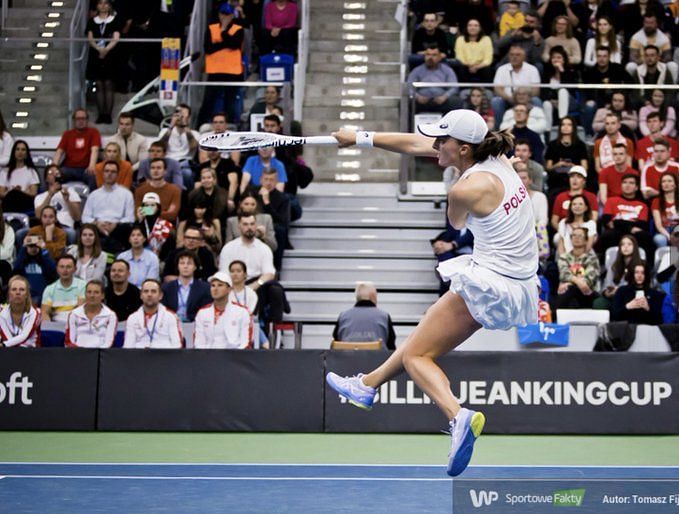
(199, 131, 338, 151)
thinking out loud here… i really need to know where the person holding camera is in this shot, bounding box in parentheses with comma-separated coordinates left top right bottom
(158, 103, 199, 190)
(13, 234, 57, 303)
(34, 164, 82, 231)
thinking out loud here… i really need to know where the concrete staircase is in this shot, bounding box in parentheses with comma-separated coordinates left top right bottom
(302, 0, 403, 182)
(0, 0, 74, 135)
(280, 182, 445, 349)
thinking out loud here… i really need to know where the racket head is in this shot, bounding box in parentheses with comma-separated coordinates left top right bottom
(199, 131, 285, 151)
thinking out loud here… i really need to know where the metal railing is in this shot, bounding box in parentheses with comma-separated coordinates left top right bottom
(1, 0, 7, 32)
(180, 0, 207, 120)
(182, 80, 293, 133)
(400, 81, 679, 191)
(396, 0, 409, 194)
(293, 0, 310, 121)
(67, 0, 88, 122)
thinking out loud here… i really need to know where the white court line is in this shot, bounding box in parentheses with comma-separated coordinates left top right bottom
(1, 462, 678, 469)
(1, 474, 450, 482)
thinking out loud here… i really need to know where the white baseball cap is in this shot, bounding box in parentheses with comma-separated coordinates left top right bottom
(417, 109, 489, 144)
(208, 271, 232, 287)
(568, 165, 587, 178)
(142, 192, 161, 205)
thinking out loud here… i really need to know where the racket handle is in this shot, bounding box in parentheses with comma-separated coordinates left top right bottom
(304, 136, 338, 146)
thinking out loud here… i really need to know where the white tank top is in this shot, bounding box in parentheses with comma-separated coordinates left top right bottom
(463, 156, 539, 280)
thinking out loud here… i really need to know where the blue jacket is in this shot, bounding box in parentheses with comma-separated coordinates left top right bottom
(161, 279, 212, 322)
(13, 247, 57, 301)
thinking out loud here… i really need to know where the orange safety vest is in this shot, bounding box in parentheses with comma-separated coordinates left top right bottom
(205, 22, 243, 75)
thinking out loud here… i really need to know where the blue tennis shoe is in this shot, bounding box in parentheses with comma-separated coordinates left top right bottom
(447, 408, 485, 477)
(326, 372, 376, 410)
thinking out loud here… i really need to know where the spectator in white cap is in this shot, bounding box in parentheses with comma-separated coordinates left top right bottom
(328, 109, 540, 476)
(550, 165, 599, 231)
(193, 271, 253, 349)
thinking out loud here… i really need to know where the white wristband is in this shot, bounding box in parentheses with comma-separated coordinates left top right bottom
(355, 131, 375, 148)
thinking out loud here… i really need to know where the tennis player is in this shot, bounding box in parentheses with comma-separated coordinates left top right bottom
(326, 109, 539, 476)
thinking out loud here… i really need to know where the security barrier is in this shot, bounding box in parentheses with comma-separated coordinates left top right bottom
(1, 350, 677, 434)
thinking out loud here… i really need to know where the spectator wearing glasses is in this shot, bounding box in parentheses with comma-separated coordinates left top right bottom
(94, 142, 133, 189)
(53, 108, 101, 190)
(163, 225, 217, 282)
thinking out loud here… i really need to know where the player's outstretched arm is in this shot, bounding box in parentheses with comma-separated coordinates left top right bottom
(332, 128, 437, 157)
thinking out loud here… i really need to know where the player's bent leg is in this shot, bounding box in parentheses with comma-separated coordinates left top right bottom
(399, 292, 484, 477)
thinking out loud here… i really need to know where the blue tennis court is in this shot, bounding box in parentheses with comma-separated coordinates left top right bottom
(2, 463, 679, 513)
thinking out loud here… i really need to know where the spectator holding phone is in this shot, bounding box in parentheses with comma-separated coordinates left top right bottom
(611, 263, 665, 324)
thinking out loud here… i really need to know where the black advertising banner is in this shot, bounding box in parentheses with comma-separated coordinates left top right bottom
(0, 348, 98, 430)
(97, 349, 325, 431)
(324, 352, 679, 434)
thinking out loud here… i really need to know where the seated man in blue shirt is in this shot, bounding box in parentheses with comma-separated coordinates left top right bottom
(241, 146, 287, 193)
(407, 45, 463, 114)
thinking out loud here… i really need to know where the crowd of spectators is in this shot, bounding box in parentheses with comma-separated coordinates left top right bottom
(0, 105, 310, 348)
(411, 0, 678, 325)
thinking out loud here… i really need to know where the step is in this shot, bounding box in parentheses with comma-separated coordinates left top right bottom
(281, 278, 439, 291)
(302, 105, 399, 120)
(4, 6, 70, 17)
(298, 195, 437, 209)
(291, 217, 443, 228)
(305, 73, 404, 88)
(302, 147, 402, 171)
(0, 83, 68, 95)
(309, 40, 399, 53)
(305, 83, 401, 99)
(286, 248, 433, 259)
(298, 207, 441, 222)
(286, 291, 436, 317)
(311, 20, 399, 33)
(304, 95, 399, 108)
(11, 0, 72, 6)
(308, 51, 401, 66)
(288, 235, 436, 253)
(280, 324, 415, 350)
(289, 226, 440, 238)
(308, 61, 401, 74)
(301, 119, 400, 134)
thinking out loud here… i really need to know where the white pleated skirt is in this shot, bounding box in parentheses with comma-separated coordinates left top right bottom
(437, 255, 540, 331)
